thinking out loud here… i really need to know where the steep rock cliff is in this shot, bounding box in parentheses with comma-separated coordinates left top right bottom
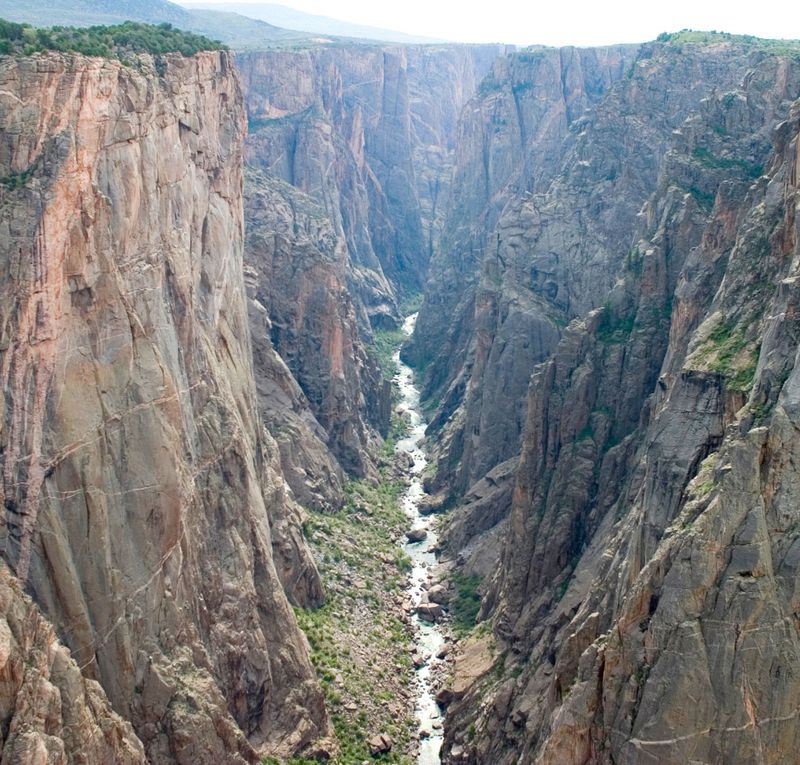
(0, 49, 327, 763)
(0, 562, 146, 764)
(440, 41, 800, 765)
(411, 44, 638, 497)
(237, 44, 505, 326)
(236, 43, 504, 485)
(420, 42, 798, 563)
(244, 168, 387, 482)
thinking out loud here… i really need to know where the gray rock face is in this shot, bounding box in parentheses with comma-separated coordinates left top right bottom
(0, 562, 146, 764)
(415, 40, 800, 543)
(237, 44, 506, 324)
(436, 41, 800, 765)
(0, 51, 327, 763)
(244, 169, 385, 480)
(411, 43, 640, 497)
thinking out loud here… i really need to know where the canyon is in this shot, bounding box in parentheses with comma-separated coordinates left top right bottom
(1, 10, 800, 765)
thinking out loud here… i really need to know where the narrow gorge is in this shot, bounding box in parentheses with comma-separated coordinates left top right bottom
(1, 6, 800, 765)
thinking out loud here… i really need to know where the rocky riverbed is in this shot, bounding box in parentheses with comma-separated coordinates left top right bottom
(394, 313, 451, 765)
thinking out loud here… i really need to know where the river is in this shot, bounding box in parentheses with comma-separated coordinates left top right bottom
(394, 312, 445, 765)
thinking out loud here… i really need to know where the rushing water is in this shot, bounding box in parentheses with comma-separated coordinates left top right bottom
(394, 312, 444, 765)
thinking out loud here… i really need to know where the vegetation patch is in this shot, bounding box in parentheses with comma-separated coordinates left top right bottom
(683, 183, 717, 211)
(248, 106, 315, 134)
(692, 317, 760, 393)
(515, 48, 548, 64)
(477, 74, 504, 97)
(707, 323, 755, 389)
(689, 452, 719, 501)
(371, 328, 406, 381)
(624, 246, 644, 276)
(450, 573, 482, 635)
(0, 166, 34, 190)
(380, 410, 411, 461)
(656, 29, 800, 59)
(725, 349, 759, 393)
(0, 18, 225, 58)
(692, 147, 763, 180)
(293, 476, 416, 764)
(596, 306, 635, 344)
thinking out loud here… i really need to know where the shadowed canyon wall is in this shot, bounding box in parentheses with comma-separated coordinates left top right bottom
(237, 42, 507, 495)
(427, 39, 800, 765)
(3, 24, 800, 765)
(237, 44, 506, 327)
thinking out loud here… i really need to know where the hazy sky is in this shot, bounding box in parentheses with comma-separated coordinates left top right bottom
(191, 1, 800, 46)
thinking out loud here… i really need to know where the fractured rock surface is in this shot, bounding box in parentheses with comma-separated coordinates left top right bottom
(433, 40, 800, 765)
(0, 50, 327, 763)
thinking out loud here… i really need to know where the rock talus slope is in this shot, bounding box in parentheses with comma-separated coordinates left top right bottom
(0, 50, 328, 763)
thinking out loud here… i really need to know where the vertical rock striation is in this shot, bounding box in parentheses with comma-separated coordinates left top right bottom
(419, 41, 800, 565)
(0, 561, 146, 764)
(436, 40, 800, 765)
(237, 43, 506, 488)
(410, 44, 639, 499)
(0, 50, 327, 763)
(237, 44, 506, 325)
(244, 169, 386, 482)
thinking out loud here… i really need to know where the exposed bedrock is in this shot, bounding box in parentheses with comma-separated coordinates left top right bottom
(0, 50, 328, 763)
(437, 42, 800, 765)
(237, 44, 505, 328)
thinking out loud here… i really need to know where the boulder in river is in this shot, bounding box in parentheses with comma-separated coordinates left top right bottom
(427, 584, 449, 604)
(416, 602, 444, 621)
(418, 493, 448, 515)
(406, 528, 428, 543)
(435, 687, 455, 707)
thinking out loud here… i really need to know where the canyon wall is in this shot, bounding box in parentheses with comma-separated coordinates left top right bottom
(0, 49, 328, 763)
(417, 41, 800, 564)
(3, 26, 798, 765)
(237, 44, 505, 325)
(410, 44, 639, 499)
(244, 168, 386, 486)
(237, 42, 506, 489)
(435, 39, 800, 765)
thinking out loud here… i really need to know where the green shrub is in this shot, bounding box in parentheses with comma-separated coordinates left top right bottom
(0, 18, 226, 60)
(451, 573, 482, 634)
(370, 328, 405, 380)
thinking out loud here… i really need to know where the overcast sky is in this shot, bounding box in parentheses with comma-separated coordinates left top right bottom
(187, 1, 800, 46)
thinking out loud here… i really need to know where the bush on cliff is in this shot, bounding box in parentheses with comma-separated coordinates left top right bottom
(0, 18, 225, 58)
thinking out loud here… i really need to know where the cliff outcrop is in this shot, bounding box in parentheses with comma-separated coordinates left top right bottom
(0, 562, 146, 764)
(237, 44, 505, 327)
(417, 41, 800, 562)
(244, 168, 386, 482)
(237, 43, 506, 485)
(410, 44, 638, 496)
(437, 39, 800, 765)
(0, 49, 327, 763)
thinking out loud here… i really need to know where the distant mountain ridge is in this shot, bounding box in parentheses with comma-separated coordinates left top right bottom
(180, 1, 447, 44)
(0, 0, 193, 27)
(0, 0, 314, 48)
